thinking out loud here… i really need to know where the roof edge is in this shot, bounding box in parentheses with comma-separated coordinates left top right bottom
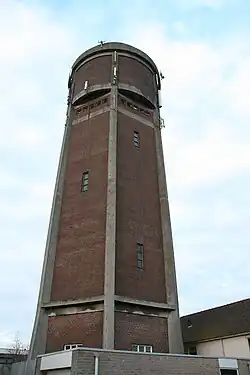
(71, 42, 160, 79)
(181, 298, 250, 319)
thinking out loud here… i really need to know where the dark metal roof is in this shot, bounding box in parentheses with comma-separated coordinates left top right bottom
(71, 42, 160, 77)
(181, 298, 250, 343)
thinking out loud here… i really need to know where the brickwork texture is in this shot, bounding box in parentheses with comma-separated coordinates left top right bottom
(71, 350, 221, 375)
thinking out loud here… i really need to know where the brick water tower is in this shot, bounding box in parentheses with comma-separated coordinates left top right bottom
(28, 42, 183, 359)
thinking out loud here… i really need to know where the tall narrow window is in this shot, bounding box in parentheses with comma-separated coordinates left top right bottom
(133, 131, 140, 148)
(81, 171, 89, 192)
(137, 242, 144, 269)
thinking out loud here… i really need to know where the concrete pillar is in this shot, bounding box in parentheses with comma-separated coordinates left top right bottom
(103, 52, 118, 349)
(154, 117, 184, 354)
(28, 92, 73, 360)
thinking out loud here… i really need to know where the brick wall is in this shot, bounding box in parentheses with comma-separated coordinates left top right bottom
(114, 312, 168, 352)
(10, 353, 250, 375)
(73, 55, 112, 96)
(115, 113, 166, 304)
(71, 351, 94, 375)
(118, 56, 156, 103)
(71, 349, 220, 375)
(50, 112, 109, 301)
(46, 312, 103, 353)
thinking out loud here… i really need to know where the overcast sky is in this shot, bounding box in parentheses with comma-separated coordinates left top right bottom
(0, 0, 250, 347)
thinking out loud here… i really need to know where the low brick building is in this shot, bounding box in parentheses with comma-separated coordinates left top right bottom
(22, 347, 250, 375)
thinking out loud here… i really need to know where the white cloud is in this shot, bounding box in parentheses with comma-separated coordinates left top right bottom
(0, 1, 72, 64)
(125, 20, 250, 315)
(172, 21, 186, 35)
(0, 332, 14, 348)
(126, 23, 250, 188)
(166, 121, 250, 188)
(210, 201, 250, 228)
(0, 1, 74, 347)
(222, 58, 250, 117)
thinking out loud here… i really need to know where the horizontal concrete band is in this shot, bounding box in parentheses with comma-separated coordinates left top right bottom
(42, 295, 104, 308)
(42, 295, 175, 310)
(72, 84, 111, 105)
(72, 107, 110, 125)
(72, 106, 156, 129)
(118, 83, 156, 108)
(38, 346, 247, 361)
(48, 308, 167, 319)
(115, 295, 175, 310)
(48, 308, 104, 317)
(72, 83, 155, 109)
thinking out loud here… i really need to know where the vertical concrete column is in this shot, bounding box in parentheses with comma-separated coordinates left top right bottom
(28, 88, 73, 360)
(103, 52, 118, 349)
(154, 113, 184, 354)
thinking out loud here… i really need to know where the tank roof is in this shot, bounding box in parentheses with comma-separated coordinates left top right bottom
(71, 42, 160, 77)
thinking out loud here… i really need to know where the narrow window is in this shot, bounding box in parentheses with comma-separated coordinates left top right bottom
(84, 80, 88, 90)
(133, 131, 140, 148)
(145, 345, 153, 353)
(81, 171, 89, 192)
(138, 345, 145, 352)
(137, 243, 144, 269)
(220, 370, 238, 375)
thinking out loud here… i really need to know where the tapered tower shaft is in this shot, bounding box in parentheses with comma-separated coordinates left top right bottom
(28, 42, 183, 360)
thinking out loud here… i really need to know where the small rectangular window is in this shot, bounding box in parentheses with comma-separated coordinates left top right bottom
(131, 344, 153, 353)
(64, 344, 83, 351)
(81, 171, 89, 192)
(188, 346, 197, 355)
(220, 370, 238, 375)
(137, 243, 144, 269)
(133, 131, 140, 148)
